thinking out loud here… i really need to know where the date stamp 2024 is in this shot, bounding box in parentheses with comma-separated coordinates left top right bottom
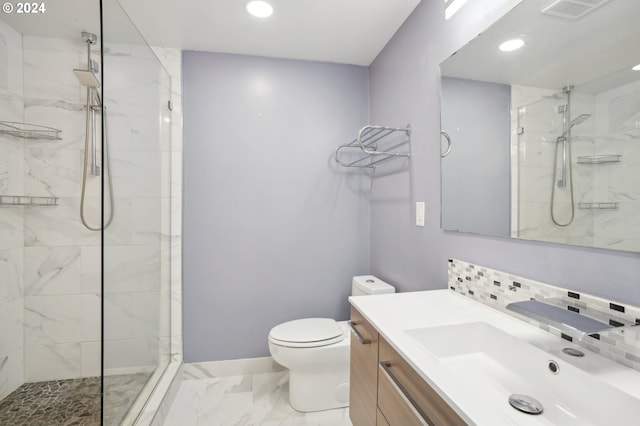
(3, 2, 47, 14)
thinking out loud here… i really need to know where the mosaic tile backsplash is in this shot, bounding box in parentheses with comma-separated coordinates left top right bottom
(448, 259, 640, 371)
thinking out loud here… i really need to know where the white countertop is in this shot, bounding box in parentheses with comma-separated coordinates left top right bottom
(349, 290, 640, 426)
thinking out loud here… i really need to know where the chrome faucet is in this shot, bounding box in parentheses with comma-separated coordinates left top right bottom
(506, 299, 634, 341)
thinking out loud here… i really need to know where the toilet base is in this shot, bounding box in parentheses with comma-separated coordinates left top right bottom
(288, 369, 350, 412)
(268, 320, 351, 412)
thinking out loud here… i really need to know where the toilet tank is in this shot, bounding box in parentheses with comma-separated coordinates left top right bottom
(351, 275, 395, 296)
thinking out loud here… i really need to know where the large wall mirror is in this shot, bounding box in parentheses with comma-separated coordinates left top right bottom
(440, 0, 640, 253)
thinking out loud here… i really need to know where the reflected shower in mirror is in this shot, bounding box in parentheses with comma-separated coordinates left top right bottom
(440, 0, 640, 253)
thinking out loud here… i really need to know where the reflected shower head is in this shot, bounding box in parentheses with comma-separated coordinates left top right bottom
(570, 114, 591, 128)
(73, 69, 100, 88)
(558, 114, 591, 140)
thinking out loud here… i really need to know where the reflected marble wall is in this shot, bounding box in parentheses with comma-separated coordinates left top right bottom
(511, 85, 595, 245)
(512, 83, 640, 251)
(592, 81, 640, 251)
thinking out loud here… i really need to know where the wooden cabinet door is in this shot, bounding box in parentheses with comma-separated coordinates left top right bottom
(377, 408, 391, 426)
(378, 362, 431, 426)
(349, 306, 379, 426)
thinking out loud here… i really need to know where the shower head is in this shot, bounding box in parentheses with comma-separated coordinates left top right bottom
(82, 32, 97, 45)
(73, 69, 100, 88)
(570, 114, 591, 128)
(77, 32, 100, 88)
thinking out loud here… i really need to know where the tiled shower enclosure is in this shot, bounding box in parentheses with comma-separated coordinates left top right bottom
(0, 0, 182, 423)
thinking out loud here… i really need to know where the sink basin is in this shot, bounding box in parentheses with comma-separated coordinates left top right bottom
(405, 322, 639, 425)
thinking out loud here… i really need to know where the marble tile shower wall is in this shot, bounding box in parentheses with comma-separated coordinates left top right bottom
(0, 19, 25, 401)
(151, 46, 183, 364)
(101, 42, 173, 375)
(0, 30, 176, 389)
(449, 259, 640, 371)
(21, 35, 102, 383)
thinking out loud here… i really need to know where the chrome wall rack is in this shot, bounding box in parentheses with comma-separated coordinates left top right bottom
(0, 121, 62, 140)
(577, 154, 621, 164)
(334, 124, 411, 168)
(0, 195, 58, 206)
(578, 202, 618, 210)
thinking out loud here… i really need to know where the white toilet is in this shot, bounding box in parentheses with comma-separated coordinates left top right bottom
(268, 275, 395, 412)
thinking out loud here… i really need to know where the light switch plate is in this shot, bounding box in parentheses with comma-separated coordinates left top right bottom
(416, 202, 425, 227)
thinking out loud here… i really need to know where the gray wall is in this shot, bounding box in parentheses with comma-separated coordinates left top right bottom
(441, 77, 511, 236)
(369, 0, 640, 304)
(182, 51, 370, 362)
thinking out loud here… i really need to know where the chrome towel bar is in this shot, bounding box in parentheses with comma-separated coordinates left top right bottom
(334, 124, 411, 169)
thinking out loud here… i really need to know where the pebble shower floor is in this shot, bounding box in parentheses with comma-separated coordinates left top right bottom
(0, 378, 100, 425)
(0, 373, 150, 426)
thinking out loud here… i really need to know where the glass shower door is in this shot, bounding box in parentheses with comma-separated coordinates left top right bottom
(515, 96, 561, 240)
(101, 0, 172, 423)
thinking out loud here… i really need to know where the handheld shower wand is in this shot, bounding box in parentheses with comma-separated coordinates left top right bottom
(74, 32, 115, 231)
(550, 86, 591, 227)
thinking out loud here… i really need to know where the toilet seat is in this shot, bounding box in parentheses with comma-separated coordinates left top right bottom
(269, 318, 344, 348)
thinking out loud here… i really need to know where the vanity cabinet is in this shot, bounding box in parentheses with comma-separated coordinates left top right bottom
(349, 306, 380, 426)
(349, 306, 467, 426)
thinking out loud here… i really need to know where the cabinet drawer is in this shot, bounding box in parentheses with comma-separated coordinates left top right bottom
(379, 336, 467, 426)
(378, 362, 430, 426)
(349, 306, 379, 426)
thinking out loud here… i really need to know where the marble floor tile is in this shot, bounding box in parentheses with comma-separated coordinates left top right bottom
(164, 371, 352, 426)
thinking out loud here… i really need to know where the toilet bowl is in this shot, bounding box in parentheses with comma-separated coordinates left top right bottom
(268, 275, 394, 412)
(269, 319, 351, 412)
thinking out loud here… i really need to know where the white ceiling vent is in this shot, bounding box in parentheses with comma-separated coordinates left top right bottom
(542, 0, 611, 20)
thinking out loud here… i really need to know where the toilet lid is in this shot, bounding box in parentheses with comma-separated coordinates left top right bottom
(269, 318, 344, 348)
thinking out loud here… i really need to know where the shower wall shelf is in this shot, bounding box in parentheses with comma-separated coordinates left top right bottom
(0, 121, 62, 140)
(577, 154, 621, 164)
(0, 195, 58, 207)
(578, 202, 618, 210)
(334, 124, 411, 168)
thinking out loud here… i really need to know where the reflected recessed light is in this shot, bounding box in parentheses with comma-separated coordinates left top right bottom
(499, 39, 525, 52)
(246, 1, 273, 18)
(633, 63, 640, 71)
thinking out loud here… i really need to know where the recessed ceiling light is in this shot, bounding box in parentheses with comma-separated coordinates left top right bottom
(246, 1, 273, 18)
(499, 39, 525, 52)
(633, 63, 640, 71)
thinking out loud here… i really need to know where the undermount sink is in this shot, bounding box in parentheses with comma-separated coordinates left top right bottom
(404, 322, 639, 425)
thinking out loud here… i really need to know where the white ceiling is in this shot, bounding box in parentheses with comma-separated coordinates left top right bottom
(1, 0, 421, 66)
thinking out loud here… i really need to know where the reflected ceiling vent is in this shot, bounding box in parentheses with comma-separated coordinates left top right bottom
(542, 0, 611, 20)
